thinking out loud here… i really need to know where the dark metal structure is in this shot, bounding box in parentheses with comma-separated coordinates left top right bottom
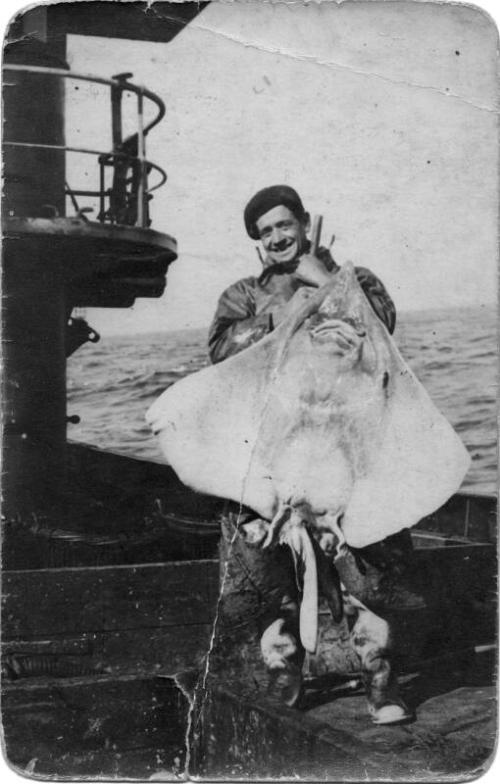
(2, 3, 208, 522)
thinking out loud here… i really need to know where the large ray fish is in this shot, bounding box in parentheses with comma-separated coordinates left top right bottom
(146, 263, 470, 652)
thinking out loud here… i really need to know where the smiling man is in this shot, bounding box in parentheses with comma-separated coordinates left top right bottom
(208, 185, 395, 363)
(207, 185, 416, 724)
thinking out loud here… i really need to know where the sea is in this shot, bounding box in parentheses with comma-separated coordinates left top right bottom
(67, 305, 497, 496)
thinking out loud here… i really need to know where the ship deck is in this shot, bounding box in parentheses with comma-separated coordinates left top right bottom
(195, 647, 496, 780)
(1, 444, 497, 779)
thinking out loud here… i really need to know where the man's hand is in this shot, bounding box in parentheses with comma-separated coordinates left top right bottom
(292, 254, 333, 288)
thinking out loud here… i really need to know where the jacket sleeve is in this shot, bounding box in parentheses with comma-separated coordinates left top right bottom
(355, 267, 396, 334)
(208, 280, 273, 364)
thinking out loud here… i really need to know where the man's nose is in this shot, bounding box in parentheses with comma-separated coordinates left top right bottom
(270, 227, 286, 246)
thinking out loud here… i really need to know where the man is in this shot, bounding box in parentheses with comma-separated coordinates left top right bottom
(209, 186, 395, 363)
(207, 185, 420, 725)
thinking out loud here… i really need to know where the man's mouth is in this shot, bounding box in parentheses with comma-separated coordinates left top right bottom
(270, 241, 296, 259)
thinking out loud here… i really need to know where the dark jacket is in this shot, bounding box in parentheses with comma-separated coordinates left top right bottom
(208, 249, 396, 364)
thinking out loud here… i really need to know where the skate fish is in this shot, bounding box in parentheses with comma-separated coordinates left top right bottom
(147, 263, 470, 652)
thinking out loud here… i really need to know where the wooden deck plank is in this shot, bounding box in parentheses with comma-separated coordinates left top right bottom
(2, 674, 189, 779)
(2, 560, 219, 638)
(2, 543, 494, 642)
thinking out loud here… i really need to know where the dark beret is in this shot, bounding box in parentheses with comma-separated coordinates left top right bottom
(244, 185, 306, 240)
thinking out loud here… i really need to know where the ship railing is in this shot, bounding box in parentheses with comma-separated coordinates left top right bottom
(3, 64, 167, 229)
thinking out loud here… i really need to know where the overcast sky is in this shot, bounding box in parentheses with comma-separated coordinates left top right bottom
(62, 0, 499, 335)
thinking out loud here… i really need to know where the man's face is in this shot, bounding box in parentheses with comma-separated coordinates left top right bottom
(255, 205, 309, 266)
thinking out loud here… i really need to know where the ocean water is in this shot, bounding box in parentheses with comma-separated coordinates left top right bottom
(67, 305, 497, 496)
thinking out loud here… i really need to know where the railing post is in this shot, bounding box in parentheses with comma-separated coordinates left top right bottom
(98, 158, 106, 222)
(3, 66, 166, 227)
(137, 90, 146, 227)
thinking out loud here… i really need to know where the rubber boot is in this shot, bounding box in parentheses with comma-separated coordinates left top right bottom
(210, 509, 303, 703)
(260, 588, 304, 707)
(349, 597, 412, 724)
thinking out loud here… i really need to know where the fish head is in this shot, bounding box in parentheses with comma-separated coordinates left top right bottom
(307, 263, 381, 351)
(279, 262, 394, 403)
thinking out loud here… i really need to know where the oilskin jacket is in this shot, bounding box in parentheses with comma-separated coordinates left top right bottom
(208, 248, 396, 365)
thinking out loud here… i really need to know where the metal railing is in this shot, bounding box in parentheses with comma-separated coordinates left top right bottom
(3, 64, 168, 229)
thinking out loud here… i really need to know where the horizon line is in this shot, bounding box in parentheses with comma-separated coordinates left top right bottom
(93, 300, 497, 339)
